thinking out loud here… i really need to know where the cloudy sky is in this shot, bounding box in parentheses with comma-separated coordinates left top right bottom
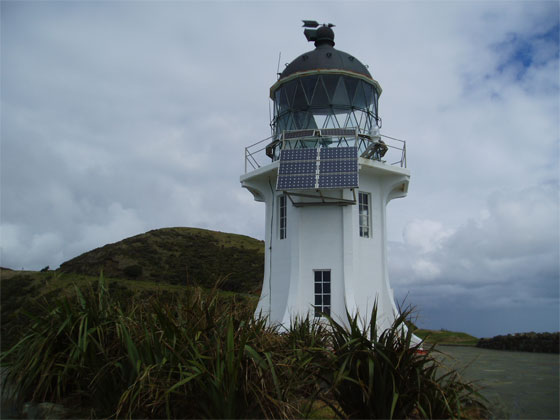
(2, 1, 558, 337)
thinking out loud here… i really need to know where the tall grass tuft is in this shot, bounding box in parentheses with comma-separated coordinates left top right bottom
(0, 274, 128, 414)
(321, 304, 488, 419)
(1, 276, 488, 419)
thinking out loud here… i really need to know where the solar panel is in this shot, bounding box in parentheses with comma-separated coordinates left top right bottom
(319, 159, 358, 173)
(277, 146, 358, 191)
(284, 129, 316, 139)
(317, 146, 358, 189)
(279, 161, 316, 175)
(280, 148, 317, 161)
(321, 128, 355, 137)
(320, 147, 357, 159)
(277, 175, 316, 190)
(318, 174, 359, 189)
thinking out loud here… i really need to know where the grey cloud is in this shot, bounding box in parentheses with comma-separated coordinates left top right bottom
(1, 2, 558, 336)
(390, 184, 559, 335)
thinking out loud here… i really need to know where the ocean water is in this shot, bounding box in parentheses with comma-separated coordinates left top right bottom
(435, 345, 559, 419)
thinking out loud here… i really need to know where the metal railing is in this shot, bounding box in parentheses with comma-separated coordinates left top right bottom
(244, 130, 407, 173)
(380, 134, 407, 168)
(244, 135, 274, 173)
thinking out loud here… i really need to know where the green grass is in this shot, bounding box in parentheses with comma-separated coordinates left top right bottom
(1, 269, 259, 301)
(0, 269, 258, 352)
(1, 274, 489, 419)
(57, 227, 265, 293)
(414, 329, 479, 346)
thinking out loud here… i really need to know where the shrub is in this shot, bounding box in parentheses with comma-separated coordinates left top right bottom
(477, 332, 559, 353)
(0, 275, 129, 415)
(321, 306, 488, 419)
(1, 276, 488, 419)
(123, 264, 143, 278)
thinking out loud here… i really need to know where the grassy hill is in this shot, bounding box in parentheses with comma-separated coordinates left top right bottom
(2, 227, 478, 349)
(414, 329, 478, 346)
(59, 227, 264, 294)
(2, 227, 264, 351)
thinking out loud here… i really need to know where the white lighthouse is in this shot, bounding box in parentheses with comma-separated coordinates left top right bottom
(241, 22, 409, 331)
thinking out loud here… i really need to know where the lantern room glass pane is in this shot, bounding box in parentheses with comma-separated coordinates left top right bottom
(276, 114, 288, 132)
(284, 80, 297, 108)
(272, 74, 379, 139)
(363, 82, 374, 108)
(293, 79, 308, 110)
(344, 77, 359, 104)
(301, 76, 317, 104)
(332, 77, 350, 106)
(279, 87, 290, 110)
(311, 77, 329, 110)
(275, 90, 282, 106)
(314, 114, 327, 129)
(322, 74, 339, 103)
(353, 80, 367, 109)
(293, 111, 308, 129)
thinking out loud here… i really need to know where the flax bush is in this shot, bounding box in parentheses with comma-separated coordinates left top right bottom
(320, 307, 488, 419)
(1, 275, 488, 419)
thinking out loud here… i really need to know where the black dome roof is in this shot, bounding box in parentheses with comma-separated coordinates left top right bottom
(280, 43, 373, 80)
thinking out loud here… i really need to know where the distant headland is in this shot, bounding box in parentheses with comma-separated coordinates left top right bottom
(477, 332, 559, 353)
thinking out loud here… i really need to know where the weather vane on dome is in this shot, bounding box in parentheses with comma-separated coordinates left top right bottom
(302, 20, 335, 43)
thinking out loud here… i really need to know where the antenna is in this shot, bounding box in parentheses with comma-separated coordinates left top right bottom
(268, 98, 272, 126)
(276, 51, 282, 78)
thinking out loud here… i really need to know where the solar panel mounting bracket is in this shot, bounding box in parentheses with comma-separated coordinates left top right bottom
(285, 189, 356, 207)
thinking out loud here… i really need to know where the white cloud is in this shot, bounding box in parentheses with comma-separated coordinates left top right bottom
(72, 202, 147, 254)
(403, 219, 454, 254)
(1, 1, 558, 335)
(1, 224, 64, 270)
(411, 258, 442, 280)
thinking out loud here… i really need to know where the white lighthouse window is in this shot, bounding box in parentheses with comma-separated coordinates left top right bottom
(279, 195, 287, 239)
(314, 270, 331, 317)
(359, 191, 371, 238)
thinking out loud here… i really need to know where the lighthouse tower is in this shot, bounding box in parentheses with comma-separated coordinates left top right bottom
(241, 22, 409, 331)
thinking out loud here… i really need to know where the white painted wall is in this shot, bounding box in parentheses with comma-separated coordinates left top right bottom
(240, 158, 410, 332)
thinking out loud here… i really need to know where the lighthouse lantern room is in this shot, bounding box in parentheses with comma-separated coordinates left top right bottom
(241, 21, 409, 331)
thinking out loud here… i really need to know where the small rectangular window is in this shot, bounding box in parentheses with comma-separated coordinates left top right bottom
(314, 270, 331, 317)
(359, 192, 370, 238)
(279, 195, 287, 239)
